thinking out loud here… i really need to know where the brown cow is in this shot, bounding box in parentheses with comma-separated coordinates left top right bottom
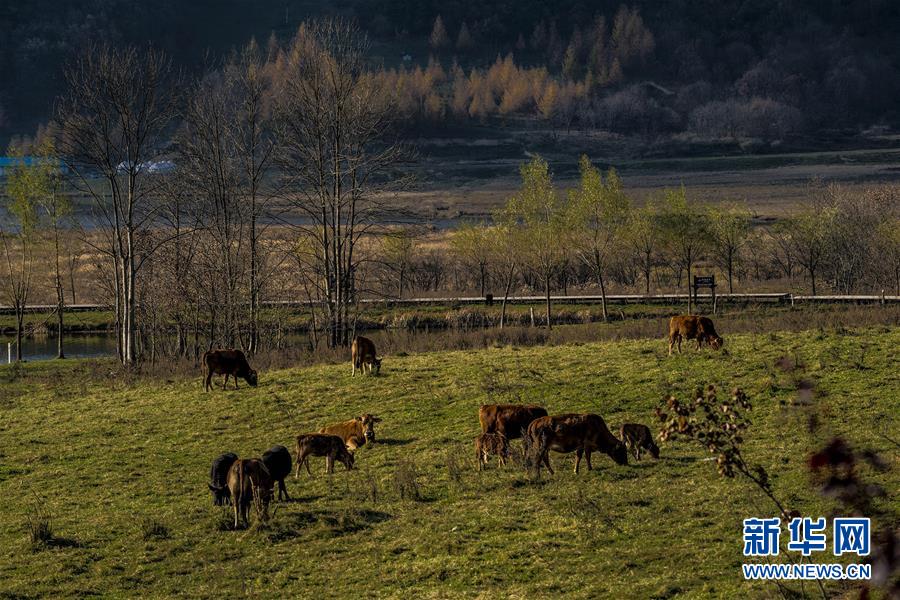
(203, 349, 259, 391)
(351, 336, 381, 376)
(527, 413, 628, 475)
(479, 404, 549, 440)
(619, 423, 660, 460)
(320, 414, 381, 450)
(294, 434, 355, 476)
(226, 458, 273, 529)
(475, 432, 510, 470)
(668, 315, 724, 356)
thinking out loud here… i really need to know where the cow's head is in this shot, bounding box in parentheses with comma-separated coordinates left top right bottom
(647, 440, 661, 459)
(372, 358, 382, 375)
(357, 414, 381, 442)
(610, 440, 629, 466)
(340, 449, 355, 471)
(208, 483, 230, 506)
(709, 336, 724, 351)
(246, 369, 259, 387)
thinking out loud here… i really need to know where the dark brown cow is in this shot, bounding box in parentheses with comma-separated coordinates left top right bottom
(668, 315, 724, 355)
(475, 432, 510, 470)
(226, 458, 273, 529)
(619, 423, 660, 460)
(479, 404, 549, 440)
(294, 434, 355, 476)
(203, 349, 258, 391)
(320, 414, 381, 450)
(527, 413, 628, 475)
(351, 336, 381, 376)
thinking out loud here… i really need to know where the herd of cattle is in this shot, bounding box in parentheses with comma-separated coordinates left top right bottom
(204, 314, 723, 529)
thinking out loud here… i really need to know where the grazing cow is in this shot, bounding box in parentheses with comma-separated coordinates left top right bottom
(226, 458, 273, 529)
(208, 452, 239, 506)
(203, 349, 259, 391)
(619, 423, 660, 461)
(668, 315, 724, 356)
(527, 413, 628, 475)
(351, 336, 381, 376)
(261, 445, 292, 502)
(294, 434, 355, 476)
(319, 414, 381, 450)
(479, 404, 549, 440)
(475, 432, 510, 470)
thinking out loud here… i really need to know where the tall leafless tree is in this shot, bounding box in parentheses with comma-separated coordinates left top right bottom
(274, 19, 411, 347)
(55, 45, 176, 365)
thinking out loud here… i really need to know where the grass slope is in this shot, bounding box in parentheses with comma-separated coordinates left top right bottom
(0, 326, 897, 598)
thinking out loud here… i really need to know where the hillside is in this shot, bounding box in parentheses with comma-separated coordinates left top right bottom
(0, 326, 897, 597)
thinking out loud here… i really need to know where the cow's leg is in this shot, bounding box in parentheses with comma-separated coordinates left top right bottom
(205, 369, 213, 392)
(585, 449, 593, 471)
(574, 449, 583, 473)
(233, 494, 240, 529)
(668, 336, 675, 356)
(325, 455, 334, 474)
(696, 338, 702, 350)
(233, 373, 239, 389)
(677, 336, 683, 353)
(351, 361, 356, 376)
(542, 451, 554, 475)
(222, 374, 229, 390)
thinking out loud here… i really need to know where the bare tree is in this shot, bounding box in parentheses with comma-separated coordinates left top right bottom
(1, 142, 39, 361)
(707, 203, 751, 294)
(568, 156, 630, 321)
(506, 156, 567, 329)
(450, 221, 493, 296)
(274, 19, 410, 347)
(626, 201, 662, 296)
(659, 187, 709, 314)
(55, 45, 176, 365)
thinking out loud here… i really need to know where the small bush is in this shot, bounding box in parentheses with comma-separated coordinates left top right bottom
(140, 518, 170, 541)
(27, 502, 53, 550)
(392, 460, 422, 501)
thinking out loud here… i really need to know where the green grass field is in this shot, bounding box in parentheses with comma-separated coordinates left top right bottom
(0, 325, 897, 598)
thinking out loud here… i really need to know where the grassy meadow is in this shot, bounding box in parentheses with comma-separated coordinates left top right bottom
(0, 325, 897, 598)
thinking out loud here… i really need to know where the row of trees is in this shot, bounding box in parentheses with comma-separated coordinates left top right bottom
(435, 159, 900, 327)
(2, 19, 410, 365)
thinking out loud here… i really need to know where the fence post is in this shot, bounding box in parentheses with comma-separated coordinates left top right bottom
(881, 289, 885, 306)
(529, 307, 535, 328)
(712, 285, 717, 315)
(790, 293, 795, 308)
(7, 342, 11, 364)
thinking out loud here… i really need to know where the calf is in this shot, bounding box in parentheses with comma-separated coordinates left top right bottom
(527, 413, 628, 475)
(474, 432, 510, 470)
(226, 458, 273, 529)
(619, 423, 660, 461)
(319, 414, 381, 450)
(294, 434, 355, 476)
(203, 349, 259, 391)
(208, 452, 239, 506)
(479, 404, 548, 440)
(351, 336, 381, 376)
(261, 445, 292, 502)
(668, 315, 724, 356)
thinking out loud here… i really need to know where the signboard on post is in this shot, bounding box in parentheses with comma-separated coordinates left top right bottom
(693, 275, 717, 314)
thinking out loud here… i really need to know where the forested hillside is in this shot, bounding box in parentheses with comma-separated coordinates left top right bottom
(2, 0, 899, 145)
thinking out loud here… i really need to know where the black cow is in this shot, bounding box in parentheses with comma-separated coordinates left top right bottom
(261, 445, 292, 501)
(208, 452, 239, 505)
